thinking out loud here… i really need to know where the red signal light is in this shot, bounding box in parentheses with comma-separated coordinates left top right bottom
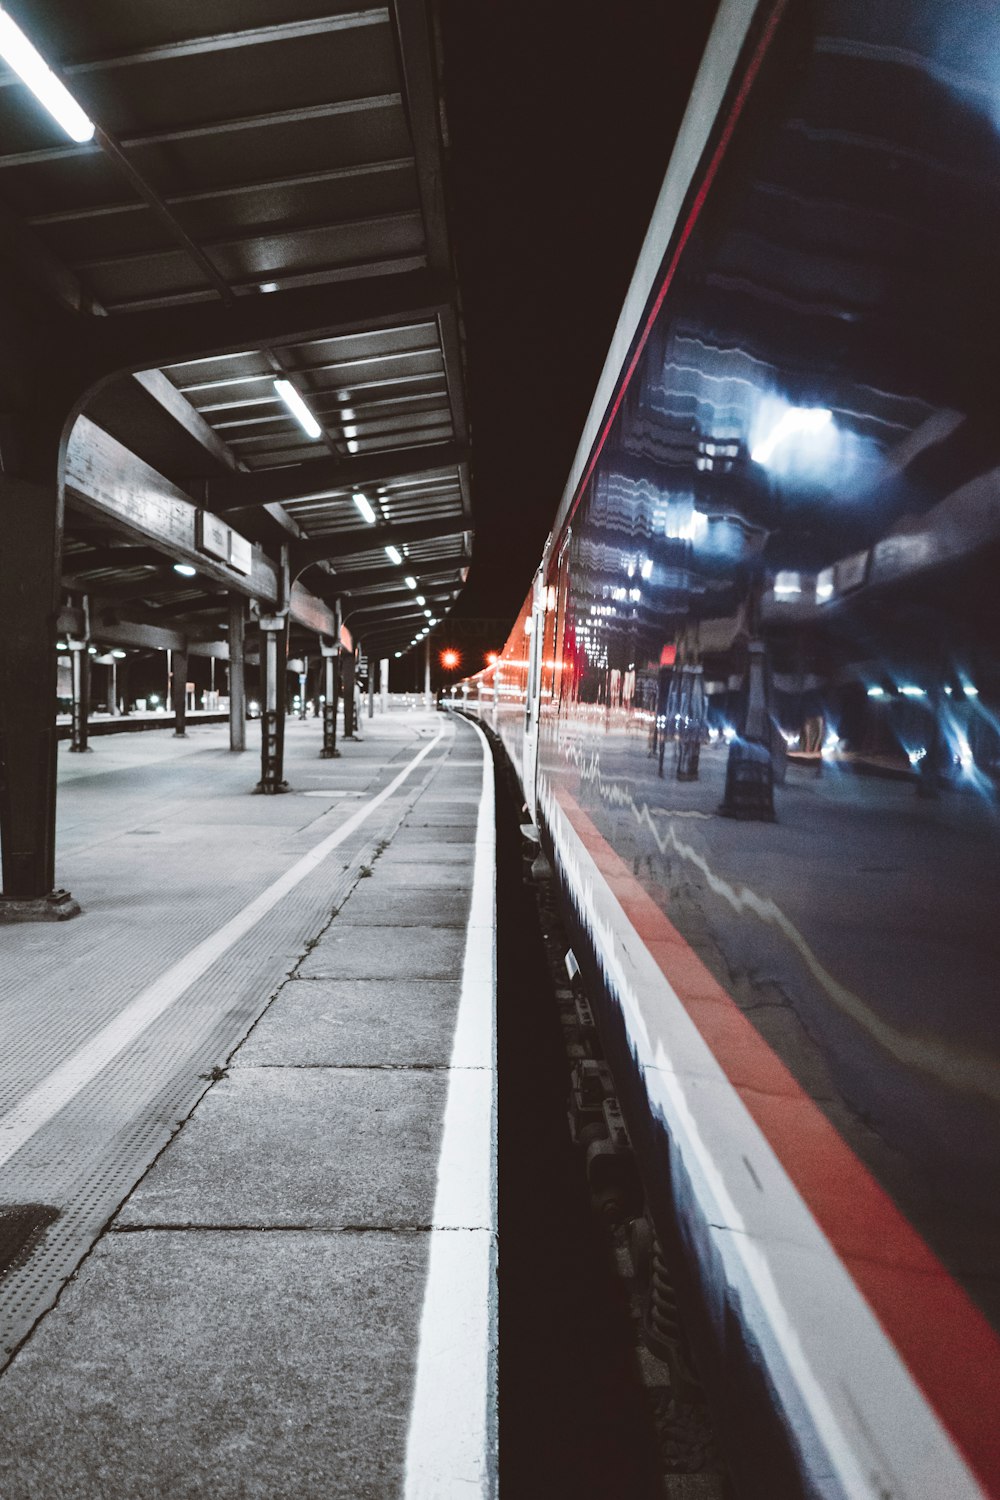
(441, 648, 460, 670)
(485, 651, 498, 666)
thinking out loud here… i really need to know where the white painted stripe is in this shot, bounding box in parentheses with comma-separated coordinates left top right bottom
(404, 715, 498, 1499)
(0, 727, 447, 1171)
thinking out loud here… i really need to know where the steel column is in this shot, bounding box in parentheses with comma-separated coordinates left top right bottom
(171, 646, 189, 736)
(320, 643, 340, 758)
(256, 616, 288, 793)
(0, 477, 79, 917)
(342, 649, 357, 739)
(228, 595, 246, 751)
(68, 639, 90, 752)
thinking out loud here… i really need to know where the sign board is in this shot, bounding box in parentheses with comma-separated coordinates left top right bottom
(229, 531, 253, 575)
(197, 510, 231, 562)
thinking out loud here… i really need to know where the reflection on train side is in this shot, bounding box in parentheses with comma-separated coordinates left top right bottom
(461, 0, 1000, 1325)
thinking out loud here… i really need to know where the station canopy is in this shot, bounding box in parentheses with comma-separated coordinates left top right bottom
(0, 1, 471, 657)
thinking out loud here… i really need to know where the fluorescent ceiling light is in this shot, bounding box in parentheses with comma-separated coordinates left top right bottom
(385, 545, 402, 565)
(0, 10, 95, 142)
(423, 609, 432, 618)
(111, 649, 127, 659)
(259, 282, 278, 294)
(415, 595, 425, 606)
(273, 378, 321, 440)
(404, 575, 417, 589)
(347, 439, 359, 454)
(751, 407, 832, 466)
(353, 492, 376, 525)
(173, 562, 196, 577)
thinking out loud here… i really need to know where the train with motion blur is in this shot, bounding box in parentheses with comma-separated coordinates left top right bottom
(448, 2, 1000, 1496)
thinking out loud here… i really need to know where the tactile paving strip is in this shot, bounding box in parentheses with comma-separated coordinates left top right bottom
(0, 716, 468, 1365)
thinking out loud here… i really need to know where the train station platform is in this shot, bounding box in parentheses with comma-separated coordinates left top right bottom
(0, 711, 496, 1499)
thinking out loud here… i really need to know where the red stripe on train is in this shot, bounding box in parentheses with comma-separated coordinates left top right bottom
(555, 783, 1000, 1496)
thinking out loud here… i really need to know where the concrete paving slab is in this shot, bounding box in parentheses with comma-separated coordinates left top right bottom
(0, 1228, 426, 1500)
(236, 979, 462, 1067)
(299, 924, 465, 980)
(339, 884, 469, 927)
(378, 841, 475, 865)
(118, 1068, 447, 1228)
(394, 824, 475, 844)
(374, 861, 477, 887)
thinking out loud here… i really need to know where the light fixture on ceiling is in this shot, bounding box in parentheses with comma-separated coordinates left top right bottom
(0, 9, 95, 142)
(415, 595, 425, 606)
(173, 563, 197, 577)
(385, 545, 403, 565)
(404, 575, 417, 589)
(423, 609, 432, 619)
(347, 439, 359, 453)
(259, 282, 279, 294)
(111, 649, 127, 659)
(353, 492, 376, 525)
(273, 378, 321, 440)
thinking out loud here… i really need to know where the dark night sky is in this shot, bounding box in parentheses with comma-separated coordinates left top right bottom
(438, 1, 719, 627)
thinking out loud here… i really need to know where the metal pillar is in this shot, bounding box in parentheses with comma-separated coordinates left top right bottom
(68, 639, 90, 753)
(368, 660, 375, 720)
(0, 477, 79, 918)
(298, 657, 308, 720)
(342, 650, 358, 740)
(118, 655, 131, 716)
(380, 658, 389, 713)
(320, 642, 340, 757)
(256, 615, 288, 793)
(107, 659, 118, 716)
(424, 638, 431, 709)
(228, 595, 246, 751)
(172, 646, 189, 737)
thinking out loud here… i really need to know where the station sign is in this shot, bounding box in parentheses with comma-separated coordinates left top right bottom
(196, 510, 254, 576)
(197, 510, 230, 562)
(229, 532, 253, 575)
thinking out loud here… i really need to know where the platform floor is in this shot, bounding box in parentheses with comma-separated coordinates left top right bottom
(0, 711, 496, 1499)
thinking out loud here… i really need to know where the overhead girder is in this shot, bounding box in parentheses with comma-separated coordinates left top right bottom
(322, 554, 466, 595)
(81, 269, 454, 386)
(291, 518, 469, 571)
(346, 586, 454, 617)
(205, 442, 469, 511)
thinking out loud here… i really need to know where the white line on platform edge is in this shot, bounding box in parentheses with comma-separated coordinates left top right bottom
(404, 714, 498, 1500)
(0, 727, 448, 1172)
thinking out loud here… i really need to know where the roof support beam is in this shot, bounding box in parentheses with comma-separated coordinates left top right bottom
(133, 369, 240, 472)
(391, 1, 469, 457)
(332, 557, 466, 594)
(84, 269, 453, 383)
(292, 518, 468, 570)
(64, 416, 279, 605)
(11, 11, 390, 79)
(207, 440, 468, 511)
